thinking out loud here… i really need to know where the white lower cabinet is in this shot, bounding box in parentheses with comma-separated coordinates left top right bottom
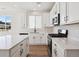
(0, 37, 29, 57)
(12, 50, 20, 57)
(19, 39, 27, 57)
(29, 33, 47, 45)
(29, 34, 40, 45)
(55, 45, 64, 57)
(11, 38, 29, 57)
(26, 38, 29, 55)
(10, 44, 20, 57)
(52, 38, 79, 57)
(52, 40, 66, 57)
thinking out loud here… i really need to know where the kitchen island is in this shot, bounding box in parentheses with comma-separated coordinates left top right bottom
(0, 35, 29, 57)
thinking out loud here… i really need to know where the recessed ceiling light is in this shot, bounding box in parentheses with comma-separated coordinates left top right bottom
(36, 2, 41, 7)
(13, 5, 17, 7)
(38, 4, 41, 7)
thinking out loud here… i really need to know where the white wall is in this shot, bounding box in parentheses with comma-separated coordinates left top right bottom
(0, 9, 51, 36)
(26, 11, 50, 45)
(26, 11, 50, 33)
(11, 10, 27, 35)
(0, 9, 27, 36)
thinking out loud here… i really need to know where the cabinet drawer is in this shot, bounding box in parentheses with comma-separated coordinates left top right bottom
(10, 44, 20, 56)
(10, 39, 27, 57)
(57, 49, 64, 57)
(56, 45, 64, 57)
(18, 40, 26, 51)
(19, 39, 27, 57)
(12, 50, 20, 57)
(10, 39, 26, 56)
(52, 42, 65, 57)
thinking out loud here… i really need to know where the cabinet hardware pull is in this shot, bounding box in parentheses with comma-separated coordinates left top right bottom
(54, 44, 57, 46)
(40, 37, 42, 39)
(66, 16, 68, 21)
(33, 36, 35, 39)
(20, 49, 23, 56)
(20, 44, 23, 46)
(54, 49, 57, 56)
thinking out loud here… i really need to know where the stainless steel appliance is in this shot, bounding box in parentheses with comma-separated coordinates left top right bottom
(52, 13, 60, 26)
(47, 35, 52, 57)
(58, 29, 68, 36)
(47, 29, 68, 57)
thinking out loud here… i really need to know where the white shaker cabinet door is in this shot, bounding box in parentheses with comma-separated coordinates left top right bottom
(12, 50, 20, 57)
(29, 37, 32, 45)
(57, 2, 60, 13)
(49, 4, 55, 26)
(29, 34, 40, 45)
(60, 2, 67, 25)
(34, 35, 40, 45)
(68, 2, 79, 24)
(42, 13, 50, 27)
(40, 37, 46, 45)
(49, 11, 53, 25)
(60, 2, 69, 25)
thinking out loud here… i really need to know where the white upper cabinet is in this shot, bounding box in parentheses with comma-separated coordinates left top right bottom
(35, 16, 42, 28)
(67, 2, 79, 24)
(60, 2, 67, 25)
(49, 3, 55, 26)
(60, 2, 79, 25)
(53, 3, 60, 15)
(42, 13, 50, 27)
(49, 2, 60, 26)
(29, 15, 42, 28)
(49, 10, 53, 26)
(50, 2, 79, 26)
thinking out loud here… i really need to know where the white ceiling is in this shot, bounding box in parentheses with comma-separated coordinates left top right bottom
(0, 2, 55, 12)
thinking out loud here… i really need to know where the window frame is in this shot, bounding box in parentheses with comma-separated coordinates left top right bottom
(28, 15, 42, 29)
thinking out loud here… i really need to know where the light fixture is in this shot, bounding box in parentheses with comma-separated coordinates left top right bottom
(13, 5, 17, 7)
(36, 2, 41, 7)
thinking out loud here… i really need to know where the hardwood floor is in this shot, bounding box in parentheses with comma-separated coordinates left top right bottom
(28, 45, 48, 57)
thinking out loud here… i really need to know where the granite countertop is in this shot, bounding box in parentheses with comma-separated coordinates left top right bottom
(52, 38, 79, 50)
(65, 39, 79, 50)
(0, 34, 28, 50)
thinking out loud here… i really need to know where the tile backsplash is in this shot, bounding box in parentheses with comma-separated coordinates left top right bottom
(53, 23, 79, 41)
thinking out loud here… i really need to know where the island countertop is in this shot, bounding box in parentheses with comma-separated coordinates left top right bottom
(0, 34, 28, 50)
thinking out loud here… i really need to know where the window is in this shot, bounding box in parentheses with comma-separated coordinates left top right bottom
(29, 16, 42, 28)
(0, 16, 11, 31)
